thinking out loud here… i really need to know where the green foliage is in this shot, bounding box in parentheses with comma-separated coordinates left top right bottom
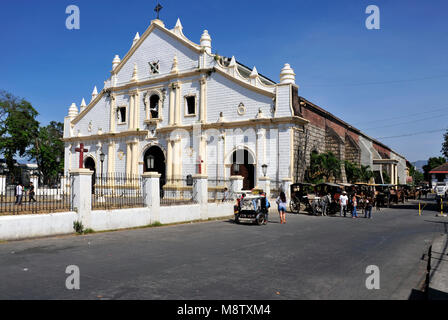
(0, 90, 39, 180)
(29, 121, 64, 185)
(306, 151, 341, 183)
(73, 221, 84, 234)
(73, 221, 94, 235)
(422, 156, 446, 181)
(409, 165, 424, 185)
(441, 129, 448, 159)
(345, 161, 374, 183)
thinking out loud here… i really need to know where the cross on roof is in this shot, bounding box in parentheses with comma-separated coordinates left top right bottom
(75, 143, 88, 169)
(154, 2, 163, 19)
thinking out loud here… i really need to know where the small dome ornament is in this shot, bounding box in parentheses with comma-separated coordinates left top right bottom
(112, 55, 121, 70)
(200, 30, 212, 54)
(68, 103, 78, 118)
(280, 63, 296, 84)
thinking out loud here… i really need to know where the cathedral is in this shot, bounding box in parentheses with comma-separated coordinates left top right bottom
(63, 15, 408, 191)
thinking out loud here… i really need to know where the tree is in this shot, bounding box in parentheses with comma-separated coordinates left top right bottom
(0, 90, 39, 180)
(441, 129, 448, 159)
(345, 160, 374, 183)
(307, 151, 341, 183)
(422, 156, 446, 182)
(29, 121, 64, 185)
(409, 164, 424, 185)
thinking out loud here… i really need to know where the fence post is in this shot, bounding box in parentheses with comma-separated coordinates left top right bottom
(193, 174, 208, 220)
(142, 172, 161, 224)
(258, 176, 271, 198)
(230, 175, 244, 198)
(70, 169, 93, 229)
(0, 174, 5, 196)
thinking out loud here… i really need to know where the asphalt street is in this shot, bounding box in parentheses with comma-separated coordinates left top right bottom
(0, 200, 446, 300)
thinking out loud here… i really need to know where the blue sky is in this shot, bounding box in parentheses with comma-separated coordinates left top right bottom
(0, 0, 447, 162)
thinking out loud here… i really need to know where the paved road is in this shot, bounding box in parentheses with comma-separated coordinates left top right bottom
(0, 201, 446, 300)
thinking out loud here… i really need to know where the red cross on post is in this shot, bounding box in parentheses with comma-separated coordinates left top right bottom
(75, 143, 88, 169)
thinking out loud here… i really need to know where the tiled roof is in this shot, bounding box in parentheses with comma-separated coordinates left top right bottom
(429, 163, 448, 173)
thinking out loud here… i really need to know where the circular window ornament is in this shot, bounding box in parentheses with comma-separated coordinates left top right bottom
(237, 103, 246, 115)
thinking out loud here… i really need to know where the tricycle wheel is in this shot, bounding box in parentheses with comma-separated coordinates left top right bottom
(256, 216, 265, 225)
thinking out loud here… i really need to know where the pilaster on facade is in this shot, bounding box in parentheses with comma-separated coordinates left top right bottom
(169, 85, 175, 125)
(174, 82, 182, 125)
(200, 75, 207, 123)
(109, 93, 117, 133)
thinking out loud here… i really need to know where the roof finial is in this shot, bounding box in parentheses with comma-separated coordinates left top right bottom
(131, 63, 139, 82)
(91, 86, 98, 101)
(132, 32, 140, 47)
(80, 98, 87, 112)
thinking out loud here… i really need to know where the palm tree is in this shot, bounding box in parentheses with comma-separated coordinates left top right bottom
(308, 152, 341, 183)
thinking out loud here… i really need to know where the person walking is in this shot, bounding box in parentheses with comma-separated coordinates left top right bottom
(15, 183, 23, 205)
(28, 182, 37, 202)
(352, 193, 358, 218)
(276, 191, 287, 224)
(364, 196, 373, 219)
(261, 192, 270, 224)
(339, 191, 348, 217)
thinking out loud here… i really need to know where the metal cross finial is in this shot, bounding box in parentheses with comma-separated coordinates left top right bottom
(154, 2, 163, 19)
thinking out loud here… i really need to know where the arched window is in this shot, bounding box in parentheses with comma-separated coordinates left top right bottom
(149, 95, 160, 119)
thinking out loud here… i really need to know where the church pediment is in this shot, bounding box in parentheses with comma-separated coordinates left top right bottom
(112, 21, 201, 86)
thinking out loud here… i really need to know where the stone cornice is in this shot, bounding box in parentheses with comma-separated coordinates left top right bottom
(156, 116, 308, 133)
(62, 130, 148, 143)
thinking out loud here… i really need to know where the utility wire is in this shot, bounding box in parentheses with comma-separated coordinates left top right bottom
(304, 74, 448, 87)
(352, 105, 448, 126)
(363, 112, 448, 131)
(376, 128, 447, 139)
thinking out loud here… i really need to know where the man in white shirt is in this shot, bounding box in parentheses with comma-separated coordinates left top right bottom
(339, 191, 348, 217)
(15, 183, 23, 205)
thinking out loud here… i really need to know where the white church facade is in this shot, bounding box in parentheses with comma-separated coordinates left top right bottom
(63, 17, 306, 191)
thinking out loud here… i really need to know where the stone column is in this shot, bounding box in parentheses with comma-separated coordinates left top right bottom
(199, 76, 207, 123)
(230, 175, 244, 198)
(107, 141, 115, 176)
(134, 91, 140, 130)
(193, 174, 208, 220)
(126, 142, 132, 176)
(166, 138, 173, 180)
(175, 82, 181, 125)
(169, 85, 175, 125)
(129, 94, 135, 130)
(71, 169, 93, 229)
(109, 94, 116, 133)
(258, 176, 271, 198)
(132, 140, 139, 176)
(142, 172, 161, 224)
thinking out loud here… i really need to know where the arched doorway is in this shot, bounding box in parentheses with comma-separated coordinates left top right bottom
(230, 149, 255, 190)
(143, 145, 166, 185)
(84, 157, 96, 194)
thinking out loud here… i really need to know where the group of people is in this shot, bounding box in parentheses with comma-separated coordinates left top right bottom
(338, 191, 373, 219)
(14, 182, 37, 205)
